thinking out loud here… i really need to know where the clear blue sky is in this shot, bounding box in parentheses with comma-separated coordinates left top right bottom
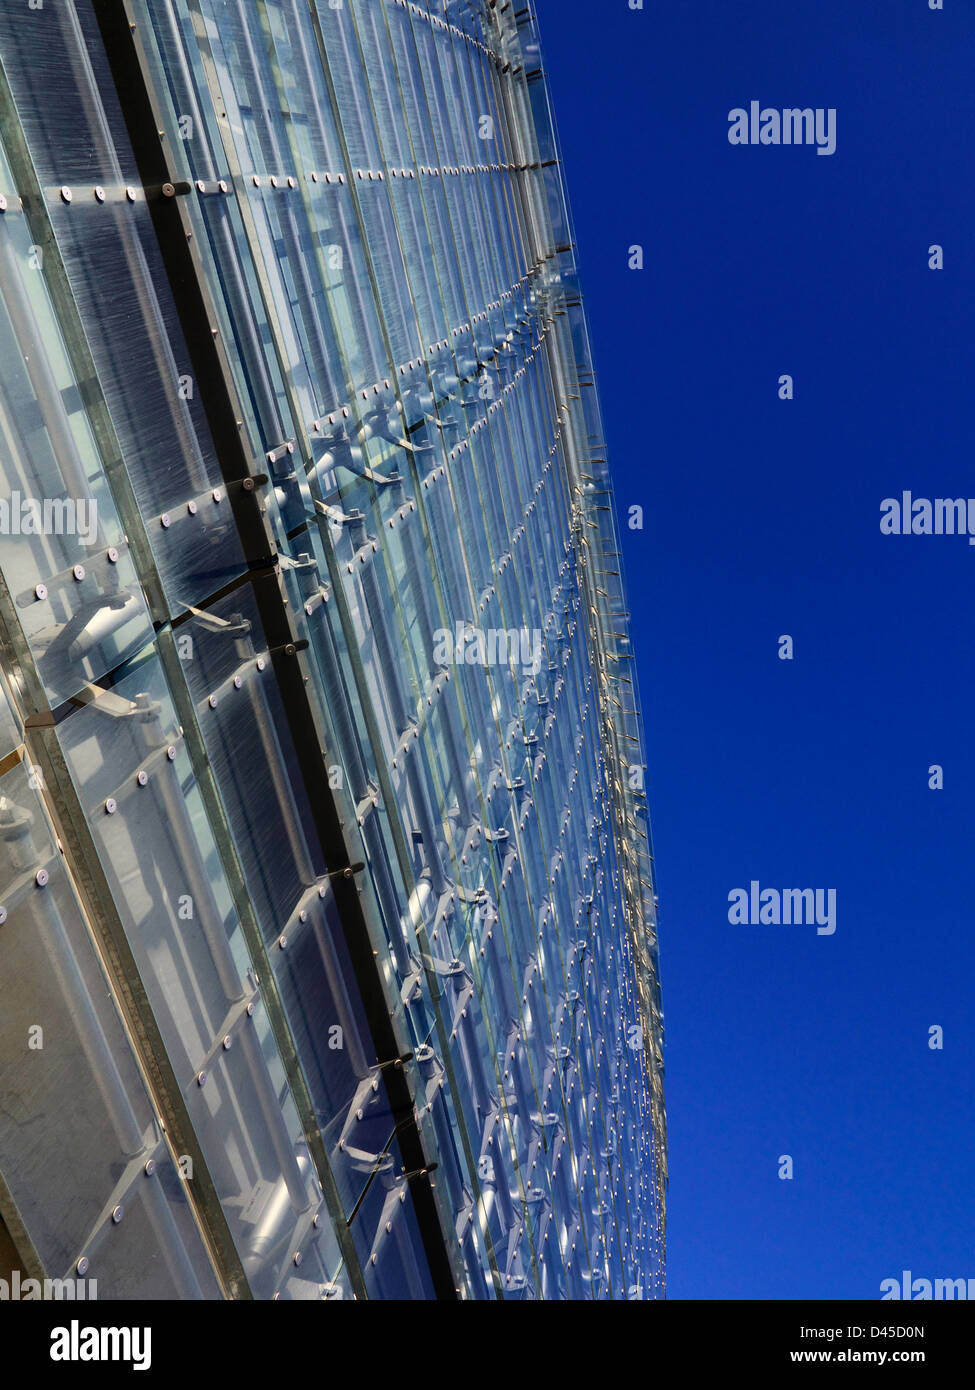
(537, 0, 975, 1299)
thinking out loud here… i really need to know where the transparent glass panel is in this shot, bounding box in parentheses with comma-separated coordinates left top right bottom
(182, 998, 319, 1300)
(0, 758, 217, 1294)
(349, 1153, 435, 1301)
(58, 652, 251, 1080)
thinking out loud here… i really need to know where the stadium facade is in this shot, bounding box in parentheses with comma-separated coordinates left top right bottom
(0, 0, 665, 1299)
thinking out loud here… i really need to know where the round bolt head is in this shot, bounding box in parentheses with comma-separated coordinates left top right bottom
(256, 657, 266, 671)
(76, 1257, 89, 1276)
(187, 499, 198, 515)
(125, 187, 137, 203)
(160, 513, 171, 529)
(196, 1071, 207, 1087)
(136, 770, 148, 787)
(106, 546, 119, 563)
(60, 186, 72, 203)
(166, 745, 177, 761)
(104, 798, 117, 815)
(218, 179, 228, 193)
(111, 1205, 123, 1224)
(0, 907, 6, 925)
(93, 185, 105, 202)
(233, 675, 242, 689)
(0, 195, 7, 212)
(34, 583, 48, 601)
(246, 1001, 255, 1017)
(293, 1251, 302, 1266)
(222, 1034, 232, 1050)
(278, 935, 287, 949)
(212, 488, 222, 503)
(144, 1159, 156, 1176)
(162, 182, 175, 198)
(35, 869, 49, 888)
(72, 564, 85, 581)
(312, 1214, 320, 1228)
(299, 910, 307, 923)
(208, 694, 217, 709)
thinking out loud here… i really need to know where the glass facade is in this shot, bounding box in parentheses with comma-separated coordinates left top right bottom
(0, 0, 664, 1300)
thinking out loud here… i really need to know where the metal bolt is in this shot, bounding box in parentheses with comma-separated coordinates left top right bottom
(34, 583, 48, 601)
(93, 185, 105, 203)
(246, 1002, 255, 1017)
(35, 869, 48, 888)
(196, 1071, 207, 1087)
(76, 1258, 89, 1276)
(293, 1252, 302, 1266)
(105, 798, 117, 815)
(233, 675, 242, 689)
(107, 547, 119, 563)
(312, 1214, 320, 1228)
(60, 186, 72, 203)
(160, 513, 171, 529)
(125, 187, 137, 203)
(0, 908, 6, 925)
(144, 1159, 156, 1176)
(278, 935, 287, 949)
(187, 499, 197, 515)
(72, 564, 85, 581)
(162, 183, 176, 198)
(111, 1205, 123, 1224)
(256, 657, 265, 671)
(218, 180, 228, 193)
(212, 488, 222, 503)
(166, 745, 177, 761)
(136, 771, 148, 787)
(208, 694, 217, 709)
(0, 195, 6, 213)
(222, 1034, 232, 1050)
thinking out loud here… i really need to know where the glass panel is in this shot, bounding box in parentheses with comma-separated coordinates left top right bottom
(0, 1, 247, 615)
(181, 998, 319, 1300)
(0, 758, 217, 1294)
(58, 653, 251, 1080)
(349, 1148, 435, 1301)
(0, 136, 153, 702)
